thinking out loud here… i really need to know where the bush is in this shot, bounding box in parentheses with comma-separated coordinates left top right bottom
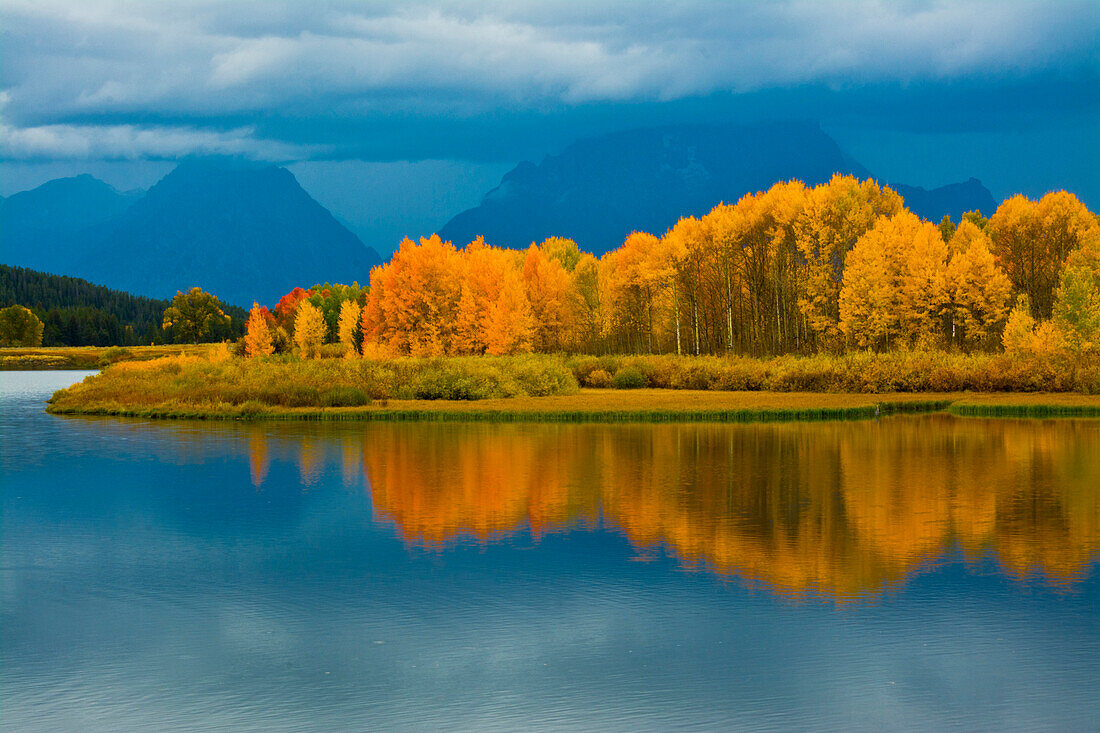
(586, 368, 613, 388)
(98, 346, 133, 367)
(613, 366, 646, 389)
(239, 400, 266, 416)
(319, 386, 370, 407)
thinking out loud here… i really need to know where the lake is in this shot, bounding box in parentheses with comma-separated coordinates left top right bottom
(2, 371, 1098, 732)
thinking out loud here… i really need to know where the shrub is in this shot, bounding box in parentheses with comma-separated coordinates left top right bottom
(586, 368, 613, 388)
(613, 366, 645, 389)
(319, 386, 370, 407)
(509, 355, 579, 396)
(239, 400, 266, 416)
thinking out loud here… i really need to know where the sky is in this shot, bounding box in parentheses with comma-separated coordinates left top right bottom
(1, 0, 1097, 252)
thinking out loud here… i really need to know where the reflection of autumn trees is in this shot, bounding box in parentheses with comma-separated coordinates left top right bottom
(249, 419, 1099, 599)
(363, 424, 602, 545)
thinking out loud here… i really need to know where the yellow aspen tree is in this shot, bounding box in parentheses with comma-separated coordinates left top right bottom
(539, 236, 582, 272)
(244, 302, 274, 357)
(897, 218, 949, 348)
(568, 253, 603, 352)
(485, 271, 535, 355)
(360, 234, 463, 355)
(522, 244, 571, 352)
(989, 191, 1100, 318)
(1001, 295, 1036, 356)
(294, 301, 325, 358)
(452, 284, 482, 355)
(839, 224, 896, 349)
(945, 222, 1013, 350)
(1052, 265, 1100, 353)
(666, 215, 710, 355)
(658, 224, 689, 355)
(337, 299, 362, 357)
(795, 175, 904, 349)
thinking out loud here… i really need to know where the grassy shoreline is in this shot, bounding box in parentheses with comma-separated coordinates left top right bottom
(39, 351, 1100, 423)
(0, 344, 219, 370)
(45, 388, 1100, 422)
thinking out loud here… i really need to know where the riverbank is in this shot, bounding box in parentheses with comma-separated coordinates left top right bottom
(41, 352, 1100, 422)
(0, 344, 218, 370)
(46, 386, 1100, 422)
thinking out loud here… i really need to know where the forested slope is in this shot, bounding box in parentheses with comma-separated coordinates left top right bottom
(0, 265, 245, 346)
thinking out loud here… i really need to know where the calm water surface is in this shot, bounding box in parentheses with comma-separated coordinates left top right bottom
(2, 371, 1098, 732)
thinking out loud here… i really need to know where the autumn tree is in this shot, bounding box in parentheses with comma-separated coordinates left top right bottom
(485, 270, 535, 355)
(664, 216, 710, 355)
(568, 253, 603, 352)
(838, 221, 897, 349)
(1052, 265, 1100, 353)
(944, 222, 1012, 350)
(522, 244, 572, 352)
(305, 282, 366, 342)
(795, 175, 904, 349)
(294, 301, 326, 358)
(162, 287, 231, 344)
(273, 287, 310, 330)
(839, 211, 947, 349)
(0, 305, 44, 347)
(244, 302, 274, 357)
(1001, 295, 1037, 356)
(897, 216, 949, 348)
(452, 237, 512, 354)
(937, 215, 956, 245)
(989, 191, 1100, 319)
(337, 299, 362, 357)
(601, 231, 666, 353)
(361, 235, 463, 355)
(539, 236, 582, 272)
(715, 181, 808, 354)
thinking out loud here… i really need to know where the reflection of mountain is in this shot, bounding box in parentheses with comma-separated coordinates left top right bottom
(267, 417, 1100, 601)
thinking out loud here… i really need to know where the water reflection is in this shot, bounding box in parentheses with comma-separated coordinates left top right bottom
(243, 416, 1100, 601)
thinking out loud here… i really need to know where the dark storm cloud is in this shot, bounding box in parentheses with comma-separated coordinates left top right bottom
(1, 0, 1096, 162)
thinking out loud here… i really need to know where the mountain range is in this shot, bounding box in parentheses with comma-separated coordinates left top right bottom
(1, 160, 381, 307)
(2, 122, 997, 305)
(441, 121, 996, 254)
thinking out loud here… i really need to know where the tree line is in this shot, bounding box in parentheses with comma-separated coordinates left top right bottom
(245, 176, 1100, 360)
(0, 266, 246, 347)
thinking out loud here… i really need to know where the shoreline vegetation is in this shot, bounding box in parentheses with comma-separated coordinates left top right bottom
(0, 344, 215, 370)
(44, 351, 1100, 422)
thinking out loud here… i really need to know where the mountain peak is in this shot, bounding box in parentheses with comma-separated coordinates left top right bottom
(2, 164, 381, 307)
(889, 178, 996, 221)
(440, 120, 869, 254)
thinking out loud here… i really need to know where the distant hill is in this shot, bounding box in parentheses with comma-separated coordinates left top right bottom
(890, 178, 997, 223)
(0, 264, 244, 346)
(2, 159, 381, 307)
(439, 121, 996, 254)
(0, 175, 141, 275)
